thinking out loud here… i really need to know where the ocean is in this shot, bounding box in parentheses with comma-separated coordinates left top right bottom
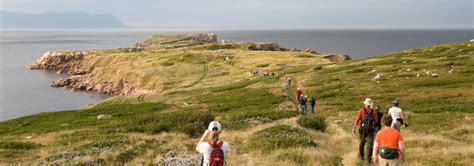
(0, 29, 472, 121)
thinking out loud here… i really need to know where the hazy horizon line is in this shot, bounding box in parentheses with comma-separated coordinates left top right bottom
(1, 27, 473, 32)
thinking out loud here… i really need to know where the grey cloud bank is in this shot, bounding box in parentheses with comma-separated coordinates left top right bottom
(0, 0, 472, 29)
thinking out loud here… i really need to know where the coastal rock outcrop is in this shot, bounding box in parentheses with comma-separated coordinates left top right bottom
(304, 48, 318, 54)
(190, 33, 218, 43)
(29, 51, 140, 96)
(139, 33, 217, 50)
(323, 54, 352, 61)
(248, 43, 290, 51)
(28, 51, 91, 74)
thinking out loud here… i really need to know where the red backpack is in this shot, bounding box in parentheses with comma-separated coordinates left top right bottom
(208, 140, 225, 166)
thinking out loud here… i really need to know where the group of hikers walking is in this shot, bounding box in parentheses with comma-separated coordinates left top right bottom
(295, 87, 316, 115)
(194, 77, 407, 166)
(352, 98, 407, 165)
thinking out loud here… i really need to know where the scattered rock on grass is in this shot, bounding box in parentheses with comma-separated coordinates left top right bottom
(277, 101, 295, 110)
(97, 114, 112, 119)
(156, 150, 201, 166)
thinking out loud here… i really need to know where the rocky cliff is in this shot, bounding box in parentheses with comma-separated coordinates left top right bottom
(28, 51, 138, 95)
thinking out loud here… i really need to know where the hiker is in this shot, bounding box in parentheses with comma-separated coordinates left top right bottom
(309, 97, 316, 113)
(374, 106, 383, 133)
(287, 77, 292, 87)
(388, 100, 406, 131)
(352, 98, 379, 163)
(196, 121, 230, 166)
(298, 94, 308, 115)
(295, 87, 302, 100)
(372, 115, 405, 165)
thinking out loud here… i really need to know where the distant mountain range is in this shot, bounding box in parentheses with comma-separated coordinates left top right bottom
(0, 11, 126, 29)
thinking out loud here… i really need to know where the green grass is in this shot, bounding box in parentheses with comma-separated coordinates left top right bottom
(0, 102, 168, 135)
(200, 88, 285, 113)
(277, 150, 310, 165)
(406, 97, 473, 113)
(256, 63, 270, 68)
(160, 61, 175, 66)
(298, 114, 328, 132)
(200, 87, 296, 129)
(1, 35, 473, 164)
(247, 125, 316, 151)
(0, 142, 41, 150)
(207, 43, 237, 50)
(125, 110, 214, 137)
(405, 77, 473, 88)
(0, 101, 214, 137)
(203, 78, 261, 93)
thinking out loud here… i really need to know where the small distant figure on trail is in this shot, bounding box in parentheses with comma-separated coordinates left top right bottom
(372, 115, 405, 165)
(287, 77, 292, 87)
(374, 106, 383, 133)
(309, 97, 316, 113)
(388, 100, 407, 131)
(196, 121, 230, 166)
(295, 87, 302, 100)
(298, 94, 308, 115)
(352, 98, 379, 163)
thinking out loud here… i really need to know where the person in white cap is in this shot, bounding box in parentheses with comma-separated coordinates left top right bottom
(352, 98, 379, 163)
(196, 121, 230, 166)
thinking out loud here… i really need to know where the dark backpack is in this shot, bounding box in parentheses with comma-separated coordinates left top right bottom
(298, 97, 307, 105)
(379, 147, 399, 159)
(360, 108, 375, 135)
(208, 141, 225, 166)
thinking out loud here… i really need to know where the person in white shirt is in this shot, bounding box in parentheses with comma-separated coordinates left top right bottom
(196, 121, 230, 166)
(388, 100, 405, 131)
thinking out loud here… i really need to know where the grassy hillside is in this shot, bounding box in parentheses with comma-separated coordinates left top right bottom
(0, 35, 472, 165)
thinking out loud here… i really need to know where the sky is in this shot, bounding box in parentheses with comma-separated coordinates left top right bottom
(0, 0, 473, 29)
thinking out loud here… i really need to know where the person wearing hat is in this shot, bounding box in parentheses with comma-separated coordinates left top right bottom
(352, 98, 379, 163)
(388, 100, 406, 131)
(196, 121, 230, 166)
(295, 87, 302, 100)
(287, 77, 292, 87)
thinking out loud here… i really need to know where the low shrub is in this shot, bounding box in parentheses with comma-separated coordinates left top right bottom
(406, 77, 472, 87)
(200, 88, 285, 113)
(207, 43, 237, 50)
(256, 64, 270, 68)
(298, 115, 327, 132)
(204, 79, 261, 93)
(247, 125, 316, 151)
(296, 54, 314, 58)
(313, 65, 323, 70)
(126, 111, 214, 137)
(225, 109, 297, 129)
(115, 148, 142, 163)
(277, 150, 309, 165)
(160, 61, 175, 66)
(346, 67, 372, 73)
(0, 141, 42, 150)
(0, 102, 169, 135)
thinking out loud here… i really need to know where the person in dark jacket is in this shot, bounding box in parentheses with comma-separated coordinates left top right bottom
(309, 97, 316, 113)
(374, 106, 383, 133)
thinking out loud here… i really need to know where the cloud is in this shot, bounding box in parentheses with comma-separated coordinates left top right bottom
(0, 0, 472, 28)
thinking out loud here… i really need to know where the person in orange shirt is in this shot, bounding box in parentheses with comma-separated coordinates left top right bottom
(373, 115, 405, 166)
(352, 98, 378, 163)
